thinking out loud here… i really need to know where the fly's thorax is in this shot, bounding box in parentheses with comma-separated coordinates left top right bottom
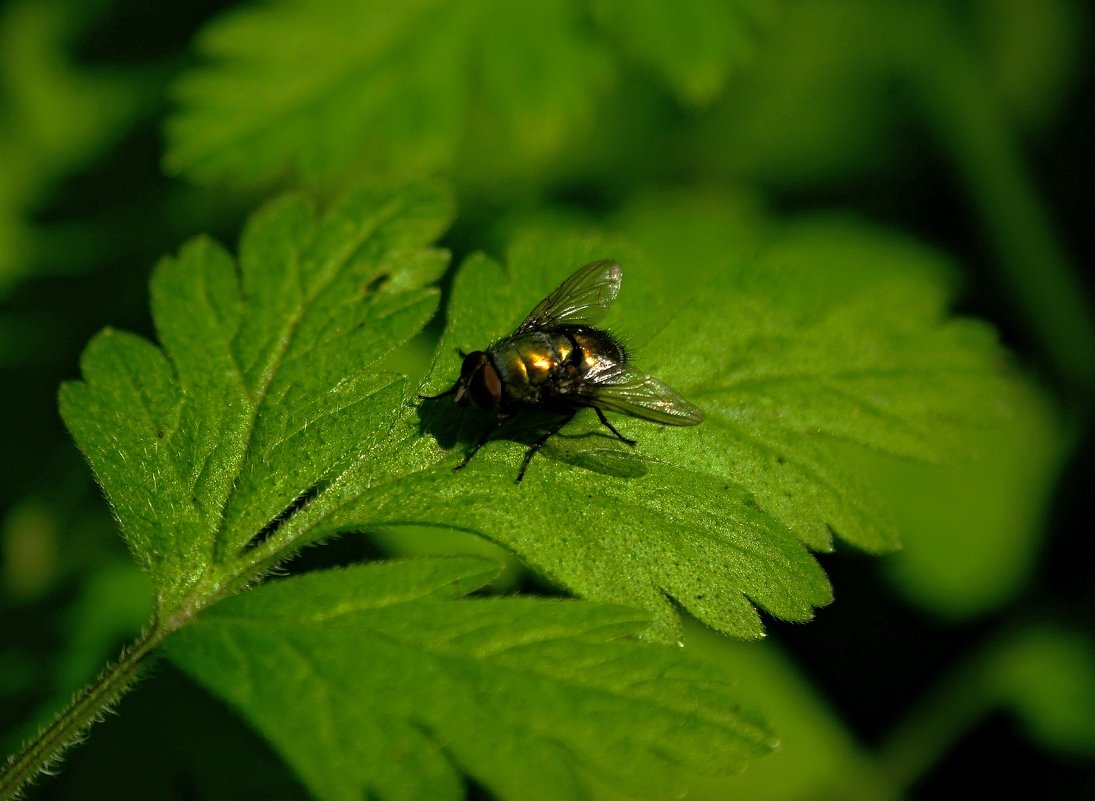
(491, 330, 572, 403)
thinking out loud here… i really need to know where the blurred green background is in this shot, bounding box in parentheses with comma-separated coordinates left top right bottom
(1, 0, 1093, 798)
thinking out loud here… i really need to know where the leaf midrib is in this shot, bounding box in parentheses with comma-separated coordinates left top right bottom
(206, 204, 408, 571)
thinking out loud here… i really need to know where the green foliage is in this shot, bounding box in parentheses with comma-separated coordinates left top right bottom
(340, 209, 1006, 641)
(677, 0, 1088, 191)
(868, 379, 1065, 618)
(166, 557, 775, 801)
(5, 0, 1092, 797)
(991, 627, 1095, 755)
(59, 183, 452, 617)
(165, 0, 767, 188)
(45, 181, 1014, 796)
(60, 183, 1009, 645)
(590, 0, 765, 105)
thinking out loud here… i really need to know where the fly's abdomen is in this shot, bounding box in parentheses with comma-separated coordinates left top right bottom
(567, 327, 625, 371)
(493, 326, 627, 407)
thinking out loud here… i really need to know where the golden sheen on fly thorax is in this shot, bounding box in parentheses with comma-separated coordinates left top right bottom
(420, 260, 704, 483)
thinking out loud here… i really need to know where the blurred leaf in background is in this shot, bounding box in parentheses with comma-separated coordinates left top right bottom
(164, 0, 770, 198)
(869, 379, 1066, 619)
(677, 0, 1087, 189)
(0, 0, 152, 295)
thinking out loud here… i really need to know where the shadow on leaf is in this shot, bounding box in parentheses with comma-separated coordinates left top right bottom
(415, 397, 646, 480)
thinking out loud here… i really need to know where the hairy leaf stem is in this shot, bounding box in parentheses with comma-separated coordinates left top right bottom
(0, 624, 165, 800)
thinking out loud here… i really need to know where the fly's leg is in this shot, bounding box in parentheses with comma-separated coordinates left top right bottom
(595, 407, 637, 447)
(418, 350, 469, 400)
(454, 416, 504, 472)
(516, 412, 576, 483)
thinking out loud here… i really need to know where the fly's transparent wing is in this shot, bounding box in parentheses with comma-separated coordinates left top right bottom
(577, 363, 705, 426)
(515, 260, 622, 333)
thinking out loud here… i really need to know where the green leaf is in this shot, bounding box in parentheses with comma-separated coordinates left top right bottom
(52, 183, 1013, 797)
(164, 0, 768, 187)
(165, 557, 776, 801)
(59, 182, 1007, 646)
(305, 246, 832, 644)
(59, 182, 452, 617)
(591, 0, 766, 105)
(274, 204, 1008, 642)
(968, 0, 1084, 132)
(990, 627, 1095, 755)
(614, 199, 1011, 539)
(166, 0, 605, 185)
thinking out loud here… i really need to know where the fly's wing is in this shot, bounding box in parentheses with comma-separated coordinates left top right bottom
(577, 363, 705, 426)
(514, 260, 622, 333)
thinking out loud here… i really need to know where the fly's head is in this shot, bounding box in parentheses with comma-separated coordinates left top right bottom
(455, 351, 502, 412)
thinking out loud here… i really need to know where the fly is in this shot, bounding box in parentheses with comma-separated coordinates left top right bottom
(420, 259, 704, 482)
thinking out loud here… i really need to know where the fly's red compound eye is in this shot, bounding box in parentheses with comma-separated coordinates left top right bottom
(456, 351, 501, 410)
(469, 359, 502, 410)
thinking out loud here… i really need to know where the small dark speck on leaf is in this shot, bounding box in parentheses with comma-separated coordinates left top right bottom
(156, 430, 164, 438)
(364, 272, 391, 295)
(695, 594, 705, 600)
(776, 456, 786, 465)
